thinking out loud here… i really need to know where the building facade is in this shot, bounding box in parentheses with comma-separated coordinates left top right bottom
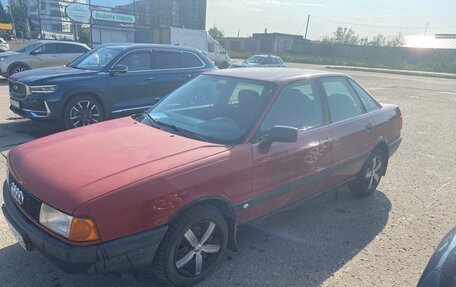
(9, 0, 207, 46)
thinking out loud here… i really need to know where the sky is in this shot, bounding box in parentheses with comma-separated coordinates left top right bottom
(206, 0, 456, 40)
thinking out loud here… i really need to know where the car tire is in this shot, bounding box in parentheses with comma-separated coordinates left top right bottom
(152, 204, 228, 287)
(63, 95, 104, 129)
(349, 149, 386, 197)
(9, 64, 29, 76)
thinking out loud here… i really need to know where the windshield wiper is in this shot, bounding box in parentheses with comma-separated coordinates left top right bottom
(155, 121, 208, 142)
(142, 112, 161, 130)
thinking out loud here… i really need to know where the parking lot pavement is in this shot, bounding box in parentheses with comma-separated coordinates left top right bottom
(1, 65, 456, 286)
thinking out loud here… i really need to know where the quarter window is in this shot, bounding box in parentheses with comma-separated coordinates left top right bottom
(321, 77, 364, 122)
(183, 52, 203, 68)
(261, 80, 324, 131)
(118, 52, 151, 71)
(349, 79, 380, 112)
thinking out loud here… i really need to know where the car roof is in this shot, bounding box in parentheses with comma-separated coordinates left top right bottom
(98, 43, 204, 53)
(203, 68, 346, 83)
(36, 40, 88, 46)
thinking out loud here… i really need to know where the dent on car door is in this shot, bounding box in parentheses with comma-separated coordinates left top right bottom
(250, 80, 332, 219)
(319, 77, 375, 189)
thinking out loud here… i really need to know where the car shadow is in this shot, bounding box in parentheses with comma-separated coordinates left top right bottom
(0, 186, 390, 287)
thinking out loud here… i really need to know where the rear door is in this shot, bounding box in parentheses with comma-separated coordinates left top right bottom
(319, 76, 375, 189)
(250, 79, 332, 219)
(29, 43, 60, 68)
(57, 43, 89, 65)
(107, 49, 156, 115)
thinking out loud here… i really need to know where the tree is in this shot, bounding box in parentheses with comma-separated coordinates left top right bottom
(208, 26, 224, 38)
(331, 26, 359, 45)
(0, 3, 11, 23)
(387, 32, 406, 47)
(369, 34, 387, 46)
(11, 2, 28, 38)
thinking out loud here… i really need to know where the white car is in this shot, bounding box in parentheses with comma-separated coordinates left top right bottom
(0, 37, 9, 52)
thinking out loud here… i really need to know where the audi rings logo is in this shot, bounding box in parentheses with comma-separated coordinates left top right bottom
(10, 182, 24, 205)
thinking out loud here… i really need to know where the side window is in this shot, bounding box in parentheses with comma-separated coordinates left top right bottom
(208, 43, 214, 53)
(33, 43, 57, 54)
(154, 51, 183, 69)
(118, 51, 151, 71)
(349, 79, 380, 112)
(321, 77, 364, 123)
(59, 44, 88, 54)
(271, 57, 279, 64)
(263, 57, 273, 64)
(182, 52, 203, 68)
(261, 80, 324, 131)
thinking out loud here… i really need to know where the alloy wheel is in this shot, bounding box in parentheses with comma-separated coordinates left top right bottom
(174, 221, 222, 277)
(365, 156, 382, 190)
(69, 100, 101, 127)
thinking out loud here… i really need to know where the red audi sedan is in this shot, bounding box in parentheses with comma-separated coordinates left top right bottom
(2, 68, 402, 286)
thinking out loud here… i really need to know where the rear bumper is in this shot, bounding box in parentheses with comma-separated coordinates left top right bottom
(2, 181, 168, 274)
(388, 137, 402, 157)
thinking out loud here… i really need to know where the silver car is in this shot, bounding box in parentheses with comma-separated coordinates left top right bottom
(231, 55, 286, 68)
(0, 40, 90, 77)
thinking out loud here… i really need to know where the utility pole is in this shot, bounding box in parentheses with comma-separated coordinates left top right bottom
(237, 29, 240, 38)
(304, 14, 310, 40)
(424, 22, 429, 36)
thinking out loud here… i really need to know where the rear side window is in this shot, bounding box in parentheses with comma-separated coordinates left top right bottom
(321, 77, 364, 123)
(118, 51, 152, 71)
(183, 52, 203, 68)
(58, 43, 88, 54)
(154, 51, 183, 69)
(349, 79, 380, 112)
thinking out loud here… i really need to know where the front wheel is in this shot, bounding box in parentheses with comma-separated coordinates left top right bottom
(63, 95, 104, 129)
(152, 204, 228, 286)
(349, 149, 386, 197)
(9, 64, 29, 76)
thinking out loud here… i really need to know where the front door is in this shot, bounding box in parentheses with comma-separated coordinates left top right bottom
(107, 49, 156, 115)
(250, 79, 332, 219)
(319, 76, 375, 189)
(29, 43, 61, 68)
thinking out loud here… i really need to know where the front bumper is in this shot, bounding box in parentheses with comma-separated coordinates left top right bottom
(2, 181, 168, 274)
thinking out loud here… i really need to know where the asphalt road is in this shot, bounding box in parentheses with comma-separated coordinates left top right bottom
(1, 64, 456, 287)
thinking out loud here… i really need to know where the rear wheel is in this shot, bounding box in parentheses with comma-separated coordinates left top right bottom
(152, 204, 228, 286)
(63, 95, 104, 129)
(349, 149, 386, 197)
(9, 64, 28, 76)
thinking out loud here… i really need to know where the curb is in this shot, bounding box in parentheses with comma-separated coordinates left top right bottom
(325, 66, 456, 79)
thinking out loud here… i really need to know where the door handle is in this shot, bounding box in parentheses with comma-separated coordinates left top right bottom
(365, 123, 373, 131)
(183, 74, 193, 79)
(319, 138, 331, 145)
(145, 77, 155, 82)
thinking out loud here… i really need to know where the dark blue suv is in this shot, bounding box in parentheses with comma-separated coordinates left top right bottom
(8, 44, 215, 129)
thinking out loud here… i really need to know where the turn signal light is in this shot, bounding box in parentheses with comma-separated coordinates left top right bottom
(69, 217, 100, 242)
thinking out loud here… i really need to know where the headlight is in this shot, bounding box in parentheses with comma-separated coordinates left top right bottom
(29, 85, 57, 94)
(0, 56, 6, 62)
(39, 203, 99, 242)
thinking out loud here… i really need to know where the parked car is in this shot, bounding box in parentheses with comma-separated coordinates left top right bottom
(0, 37, 9, 52)
(417, 226, 456, 287)
(8, 44, 215, 129)
(1, 32, 15, 41)
(2, 68, 402, 286)
(0, 40, 90, 77)
(231, 55, 286, 68)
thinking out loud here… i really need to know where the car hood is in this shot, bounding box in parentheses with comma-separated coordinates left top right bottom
(1, 51, 19, 57)
(8, 117, 231, 214)
(9, 66, 97, 84)
(231, 62, 260, 67)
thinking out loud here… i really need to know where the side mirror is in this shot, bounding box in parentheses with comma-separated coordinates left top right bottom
(109, 64, 128, 74)
(30, 50, 39, 55)
(151, 97, 161, 105)
(259, 126, 298, 149)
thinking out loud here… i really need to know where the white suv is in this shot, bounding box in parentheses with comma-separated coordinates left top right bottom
(0, 40, 90, 77)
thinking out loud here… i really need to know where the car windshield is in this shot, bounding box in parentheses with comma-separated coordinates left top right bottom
(15, 42, 42, 53)
(67, 47, 123, 71)
(245, 55, 265, 64)
(139, 75, 275, 144)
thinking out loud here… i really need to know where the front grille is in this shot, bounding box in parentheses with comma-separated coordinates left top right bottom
(9, 175, 42, 221)
(9, 81, 28, 99)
